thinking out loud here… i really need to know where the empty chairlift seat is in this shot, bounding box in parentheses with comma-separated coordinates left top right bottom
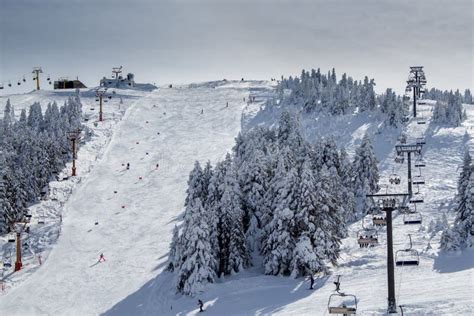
(396, 249, 420, 266)
(403, 212, 422, 225)
(416, 137, 426, 145)
(327, 277, 358, 315)
(415, 158, 426, 168)
(409, 193, 424, 204)
(412, 176, 425, 185)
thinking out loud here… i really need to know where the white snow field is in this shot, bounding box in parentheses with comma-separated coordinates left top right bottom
(0, 83, 473, 315)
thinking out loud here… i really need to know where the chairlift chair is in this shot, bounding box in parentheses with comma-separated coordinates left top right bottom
(416, 137, 426, 145)
(7, 234, 15, 243)
(415, 157, 426, 168)
(396, 235, 420, 266)
(398, 205, 410, 214)
(373, 214, 387, 227)
(0, 83, 3, 89)
(357, 229, 378, 248)
(403, 212, 422, 225)
(327, 276, 358, 315)
(412, 175, 425, 185)
(409, 192, 424, 204)
(389, 172, 401, 185)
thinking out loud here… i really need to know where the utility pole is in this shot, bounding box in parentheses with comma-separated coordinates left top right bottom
(32, 67, 43, 91)
(95, 88, 108, 122)
(395, 144, 423, 197)
(406, 66, 427, 118)
(68, 129, 82, 176)
(367, 193, 410, 314)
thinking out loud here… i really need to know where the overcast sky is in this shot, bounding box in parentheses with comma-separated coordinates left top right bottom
(0, 0, 472, 94)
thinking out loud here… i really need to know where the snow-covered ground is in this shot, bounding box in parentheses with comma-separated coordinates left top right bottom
(0, 83, 473, 315)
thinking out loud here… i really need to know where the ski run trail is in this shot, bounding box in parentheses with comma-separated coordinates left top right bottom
(0, 81, 473, 315)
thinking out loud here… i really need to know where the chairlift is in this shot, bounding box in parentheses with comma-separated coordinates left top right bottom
(7, 234, 15, 243)
(327, 276, 357, 315)
(414, 157, 426, 168)
(0, 83, 3, 89)
(95, 98, 99, 102)
(412, 175, 425, 185)
(373, 214, 387, 227)
(357, 229, 378, 248)
(416, 137, 426, 145)
(416, 117, 426, 125)
(403, 211, 422, 225)
(395, 156, 404, 164)
(90, 107, 95, 111)
(389, 171, 401, 185)
(396, 235, 420, 266)
(409, 192, 424, 204)
(398, 205, 410, 214)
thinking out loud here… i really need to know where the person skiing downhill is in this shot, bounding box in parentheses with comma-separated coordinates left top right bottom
(98, 253, 106, 262)
(198, 299, 204, 312)
(309, 274, 315, 290)
(126, 163, 130, 170)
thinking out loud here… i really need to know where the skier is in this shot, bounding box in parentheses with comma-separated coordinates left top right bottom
(309, 274, 315, 290)
(226, 102, 228, 107)
(201, 109, 204, 114)
(198, 299, 204, 312)
(156, 163, 159, 169)
(98, 253, 106, 262)
(126, 163, 130, 170)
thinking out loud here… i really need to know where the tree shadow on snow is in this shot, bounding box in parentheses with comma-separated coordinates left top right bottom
(432, 248, 474, 273)
(101, 269, 329, 316)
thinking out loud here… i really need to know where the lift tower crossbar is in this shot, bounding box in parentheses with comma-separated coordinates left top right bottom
(366, 193, 410, 314)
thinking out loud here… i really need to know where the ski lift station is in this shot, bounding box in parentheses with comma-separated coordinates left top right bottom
(100, 66, 135, 88)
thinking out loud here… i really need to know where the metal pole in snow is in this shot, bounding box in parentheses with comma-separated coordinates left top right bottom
(385, 206, 397, 313)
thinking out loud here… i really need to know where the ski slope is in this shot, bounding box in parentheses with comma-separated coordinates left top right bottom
(0, 84, 473, 315)
(0, 81, 272, 315)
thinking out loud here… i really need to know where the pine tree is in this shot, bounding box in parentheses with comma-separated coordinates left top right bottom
(458, 150, 472, 201)
(167, 225, 180, 272)
(262, 158, 299, 276)
(353, 133, 379, 198)
(176, 199, 216, 295)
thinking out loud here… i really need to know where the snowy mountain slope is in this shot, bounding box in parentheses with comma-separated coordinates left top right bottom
(0, 84, 472, 315)
(103, 102, 474, 315)
(0, 81, 268, 315)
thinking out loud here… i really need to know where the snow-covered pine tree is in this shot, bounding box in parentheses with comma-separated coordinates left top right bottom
(184, 161, 204, 208)
(441, 172, 474, 251)
(261, 156, 300, 276)
(167, 225, 180, 272)
(0, 151, 12, 233)
(176, 198, 216, 295)
(218, 165, 250, 275)
(339, 148, 357, 222)
(353, 133, 379, 198)
(457, 149, 472, 201)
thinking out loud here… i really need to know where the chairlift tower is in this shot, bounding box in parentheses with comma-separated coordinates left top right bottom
(95, 88, 107, 122)
(366, 193, 410, 314)
(112, 66, 123, 79)
(11, 220, 29, 272)
(67, 129, 82, 176)
(395, 144, 423, 197)
(32, 67, 43, 91)
(406, 66, 427, 118)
